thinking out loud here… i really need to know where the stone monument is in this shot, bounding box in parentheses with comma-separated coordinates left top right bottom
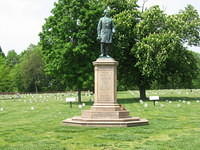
(63, 7, 148, 127)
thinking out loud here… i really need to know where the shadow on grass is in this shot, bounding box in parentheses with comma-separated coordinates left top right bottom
(83, 101, 94, 105)
(67, 101, 94, 106)
(0, 97, 23, 101)
(118, 98, 139, 104)
(117, 97, 200, 104)
(160, 97, 200, 101)
(82, 96, 200, 106)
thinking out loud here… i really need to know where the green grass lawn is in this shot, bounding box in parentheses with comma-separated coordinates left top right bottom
(0, 89, 200, 150)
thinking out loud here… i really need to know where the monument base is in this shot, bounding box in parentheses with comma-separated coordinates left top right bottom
(63, 105, 148, 127)
(63, 118, 148, 127)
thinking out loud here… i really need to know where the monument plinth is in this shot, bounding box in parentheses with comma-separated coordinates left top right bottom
(63, 57, 149, 127)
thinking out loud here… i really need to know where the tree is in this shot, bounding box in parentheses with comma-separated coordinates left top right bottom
(0, 55, 14, 92)
(134, 32, 198, 89)
(40, 0, 106, 102)
(191, 52, 200, 89)
(0, 50, 20, 92)
(40, 0, 199, 100)
(166, 5, 200, 46)
(115, 5, 200, 99)
(16, 44, 46, 93)
(6, 50, 19, 66)
(40, 0, 140, 102)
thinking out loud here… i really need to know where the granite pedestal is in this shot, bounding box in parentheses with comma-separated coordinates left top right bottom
(63, 57, 148, 127)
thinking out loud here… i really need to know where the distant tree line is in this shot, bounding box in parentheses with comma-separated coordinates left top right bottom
(0, 0, 200, 100)
(0, 44, 67, 93)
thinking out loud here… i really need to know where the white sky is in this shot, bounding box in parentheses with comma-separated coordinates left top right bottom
(0, 0, 57, 55)
(0, 0, 199, 55)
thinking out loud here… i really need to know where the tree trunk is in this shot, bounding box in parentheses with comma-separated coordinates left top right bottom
(78, 89, 82, 104)
(139, 85, 146, 100)
(35, 81, 38, 94)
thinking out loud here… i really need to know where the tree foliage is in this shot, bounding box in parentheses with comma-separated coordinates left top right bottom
(0, 56, 10, 91)
(6, 50, 19, 67)
(115, 4, 200, 99)
(0, 1, 199, 98)
(166, 5, 200, 46)
(40, 0, 101, 91)
(15, 45, 46, 92)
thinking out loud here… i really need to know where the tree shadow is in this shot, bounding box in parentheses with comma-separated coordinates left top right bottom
(0, 97, 21, 101)
(117, 96, 200, 104)
(73, 97, 200, 106)
(83, 101, 94, 106)
(118, 98, 139, 104)
(159, 97, 200, 101)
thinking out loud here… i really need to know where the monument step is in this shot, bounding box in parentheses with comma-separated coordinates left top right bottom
(91, 104, 126, 111)
(70, 116, 141, 122)
(81, 110, 130, 119)
(63, 118, 149, 127)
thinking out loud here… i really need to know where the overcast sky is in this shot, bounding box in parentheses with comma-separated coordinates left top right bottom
(0, 0, 199, 55)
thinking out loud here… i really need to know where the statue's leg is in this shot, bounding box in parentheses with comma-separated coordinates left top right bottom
(102, 43, 107, 56)
(100, 43, 104, 56)
(105, 43, 110, 56)
(109, 44, 111, 56)
(105, 43, 108, 56)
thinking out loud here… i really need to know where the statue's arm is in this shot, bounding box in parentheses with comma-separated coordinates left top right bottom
(111, 19, 115, 33)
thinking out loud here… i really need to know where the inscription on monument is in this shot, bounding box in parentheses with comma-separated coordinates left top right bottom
(99, 71, 112, 90)
(98, 70, 113, 101)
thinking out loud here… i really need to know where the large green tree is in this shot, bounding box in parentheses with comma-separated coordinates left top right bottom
(40, 0, 199, 100)
(115, 5, 200, 99)
(40, 0, 101, 102)
(39, 0, 137, 102)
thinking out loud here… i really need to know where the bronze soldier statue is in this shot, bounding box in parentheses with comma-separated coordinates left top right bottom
(97, 7, 115, 57)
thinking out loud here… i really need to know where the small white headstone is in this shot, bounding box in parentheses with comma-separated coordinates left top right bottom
(187, 101, 191, 105)
(139, 100, 144, 104)
(160, 104, 165, 107)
